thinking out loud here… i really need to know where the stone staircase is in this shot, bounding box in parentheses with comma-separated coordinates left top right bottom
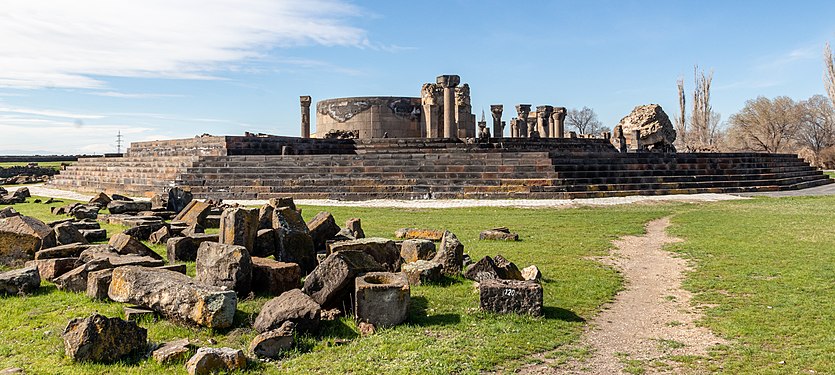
(48, 137, 833, 200)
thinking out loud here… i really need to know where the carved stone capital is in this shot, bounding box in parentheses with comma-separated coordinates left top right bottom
(515, 104, 532, 118)
(436, 75, 461, 88)
(490, 104, 503, 117)
(300, 96, 312, 107)
(536, 105, 554, 118)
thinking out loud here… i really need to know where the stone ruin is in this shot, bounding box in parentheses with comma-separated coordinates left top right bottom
(0, 192, 543, 372)
(612, 104, 677, 152)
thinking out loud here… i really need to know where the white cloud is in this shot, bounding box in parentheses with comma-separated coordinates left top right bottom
(0, 0, 369, 89)
(91, 91, 186, 99)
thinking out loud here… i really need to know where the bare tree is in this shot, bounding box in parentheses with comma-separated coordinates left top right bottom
(565, 107, 604, 135)
(691, 66, 721, 148)
(826, 42, 835, 108)
(796, 95, 835, 165)
(674, 77, 687, 149)
(727, 96, 800, 153)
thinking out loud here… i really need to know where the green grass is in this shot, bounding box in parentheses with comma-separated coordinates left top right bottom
(825, 171, 834, 179)
(2, 194, 835, 374)
(0, 161, 74, 170)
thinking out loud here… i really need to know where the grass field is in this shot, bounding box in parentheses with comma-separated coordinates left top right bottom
(1, 195, 834, 374)
(0, 161, 74, 170)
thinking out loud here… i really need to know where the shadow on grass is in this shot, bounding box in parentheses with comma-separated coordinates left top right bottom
(543, 306, 585, 322)
(408, 296, 461, 326)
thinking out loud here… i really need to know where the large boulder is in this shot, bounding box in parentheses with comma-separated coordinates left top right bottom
(614, 104, 677, 152)
(195, 242, 252, 295)
(185, 347, 246, 375)
(301, 250, 384, 308)
(251, 256, 300, 296)
(62, 314, 147, 363)
(253, 289, 320, 333)
(218, 207, 258, 252)
(328, 238, 402, 272)
(109, 266, 237, 328)
(432, 231, 464, 276)
(0, 215, 56, 266)
(306, 211, 340, 253)
(0, 266, 40, 295)
(273, 207, 316, 275)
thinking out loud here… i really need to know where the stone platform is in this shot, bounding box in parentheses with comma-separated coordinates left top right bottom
(48, 135, 833, 200)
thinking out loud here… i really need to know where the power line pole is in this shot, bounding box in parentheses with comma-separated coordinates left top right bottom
(116, 131, 123, 154)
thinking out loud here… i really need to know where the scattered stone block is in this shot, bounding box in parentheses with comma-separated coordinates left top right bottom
(80, 229, 107, 243)
(73, 219, 101, 230)
(218, 207, 258, 251)
(432, 231, 464, 276)
(521, 265, 542, 282)
(401, 260, 443, 285)
(269, 197, 296, 211)
(167, 187, 193, 213)
(493, 254, 524, 280)
(358, 322, 376, 337)
(173, 201, 211, 226)
(355, 272, 410, 328)
(86, 268, 114, 299)
(185, 347, 246, 375)
(479, 279, 543, 316)
(70, 205, 100, 220)
(54, 258, 113, 292)
(54, 222, 88, 246)
(111, 194, 132, 201)
(251, 257, 300, 296)
(257, 204, 274, 230)
(26, 257, 78, 281)
(122, 222, 166, 241)
(479, 227, 519, 241)
(328, 238, 402, 272)
(464, 256, 499, 282)
(165, 234, 217, 262)
(35, 242, 89, 260)
(109, 233, 162, 260)
(307, 211, 340, 253)
(0, 266, 40, 295)
(79, 245, 164, 268)
(150, 193, 167, 211)
(109, 266, 237, 328)
(253, 289, 321, 333)
(196, 242, 252, 295)
(89, 192, 112, 207)
(399, 239, 436, 263)
(107, 200, 151, 215)
(273, 207, 316, 275)
(0, 215, 56, 266)
(156, 264, 187, 274)
(252, 229, 276, 257)
(0, 207, 19, 218)
(394, 228, 445, 241)
(181, 222, 205, 237)
(345, 218, 365, 239)
(62, 314, 147, 363)
(249, 321, 295, 358)
(152, 338, 194, 364)
(301, 250, 384, 308)
(149, 226, 172, 245)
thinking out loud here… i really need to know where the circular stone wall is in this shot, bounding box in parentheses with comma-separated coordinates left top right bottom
(315, 96, 422, 138)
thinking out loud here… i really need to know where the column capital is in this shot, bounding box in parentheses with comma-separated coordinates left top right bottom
(490, 104, 503, 114)
(536, 105, 554, 118)
(436, 74, 461, 88)
(515, 104, 532, 116)
(300, 96, 312, 106)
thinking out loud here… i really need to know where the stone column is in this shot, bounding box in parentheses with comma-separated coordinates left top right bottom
(515, 104, 531, 138)
(490, 105, 503, 138)
(421, 83, 443, 138)
(455, 83, 473, 138)
(551, 107, 567, 138)
(436, 75, 460, 139)
(536, 106, 553, 138)
(300, 96, 312, 138)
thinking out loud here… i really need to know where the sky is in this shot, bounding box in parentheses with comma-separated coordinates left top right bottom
(1, 0, 834, 154)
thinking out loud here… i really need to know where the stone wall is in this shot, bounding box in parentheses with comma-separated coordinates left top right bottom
(315, 97, 422, 139)
(127, 136, 356, 157)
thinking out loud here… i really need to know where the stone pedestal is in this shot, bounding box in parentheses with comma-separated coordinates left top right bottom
(536, 106, 554, 138)
(515, 105, 532, 138)
(436, 75, 460, 139)
(490, 105, 503, 137)
(354, 272, 410, 328)
(479, 279, 543, 316)
(300, 96, 312, 139)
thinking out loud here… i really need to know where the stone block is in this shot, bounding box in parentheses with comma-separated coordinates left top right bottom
(0, 215, 56, 266)
(185, 347, 246, 375)
(252, 229, 276, 257)
(195, 242, 252, 295)
(26, 257, 78, 281)
(172, 201, 211, 226)
(249, 321, 294, 359)
(109, 266, 237, 328)
(355, 272, 410, 328)
(401, 260, 443, 285)
(86, 269, 113, 300)
(328, 237, 402, 272)
(253, 289, 320, 333)
(345, 218, 365, 239)
(394, 228, 445, 241)
(218, 207, 258, 252)
(54, 222, 88, 246)
(399, 239, 436, 263)
(152, 338, 194, 364)
(251, 256, 300, 296)
(107, 200, 151, 214)
(0, 266, 41, 295)
(80, 229, 107, 243)
(478, 279, 543, 316)
(432, 231, 464, 276)
(306, 211, 340, 253)
(35, 243, 89, 260)
(62, 314, 147, 363)
(301, 250, 384, 308)
(479, 228, 519, 241)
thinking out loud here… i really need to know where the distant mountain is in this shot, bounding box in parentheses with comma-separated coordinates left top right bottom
(0, 149, 71, 156)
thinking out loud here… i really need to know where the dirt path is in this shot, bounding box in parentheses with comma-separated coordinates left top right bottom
(520, 217, 726, 374)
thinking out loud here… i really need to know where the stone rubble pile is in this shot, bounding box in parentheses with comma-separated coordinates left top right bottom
(1, 193, 546, 370)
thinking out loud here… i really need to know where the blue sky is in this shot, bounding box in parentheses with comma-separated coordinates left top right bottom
(1, 0, 834, 154)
